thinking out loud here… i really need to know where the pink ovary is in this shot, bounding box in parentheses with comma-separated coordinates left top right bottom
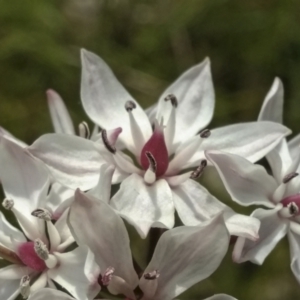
(18, 242, 47, 272)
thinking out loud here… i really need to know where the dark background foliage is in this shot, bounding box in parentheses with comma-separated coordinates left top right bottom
(1, 0, 300, 299)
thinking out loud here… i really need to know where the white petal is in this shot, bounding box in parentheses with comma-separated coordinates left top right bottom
(205, 294, 238, 300)
(111, 174, 175, 238)
(28, 134, 105, 190)
(172, 179, 226, 224)
(0, 127, 27, 148)
(0, 264, 28, 280)
(55, 209, 74, 251)
(46, 89, 75, 135)
(223, 211, 260, 241)
(0, 137, 50, 214)
(185, 121, 291, 168)
(108, 275, 136, 300)
(232, 207, 288, 264)
(156, 58, 214, 146)
(140, 214, 229, 300)
(0, 211, 26, 251)
(87, 164, 114, 203)
(258, 77, 284, 123)
(145, 102, 158, 124)
(80, 49, 152, 149)
(288, 230, 300, 284)
(30, 272, 48, 292)
(48, 247, 100, 300)
(68, 189, 139, 290)
(0, 277, 20, 300)
(206, 151, 276, 207)
(28, 288, 76, 300)
(288, 133, 300, 163)
(266, 139, 292, 184)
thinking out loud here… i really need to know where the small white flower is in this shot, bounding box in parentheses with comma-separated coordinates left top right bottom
(0, 137, 100, 300)
(205, 74, 300, 284)
(68, 188, 234, 300)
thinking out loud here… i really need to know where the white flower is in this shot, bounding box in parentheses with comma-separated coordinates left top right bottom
(0, 137, 100, 300)
(28, 288, 237, 300)
(205, 76, 300, 283)
(28, 49, 290, 238)
(68, 188, 234, 300)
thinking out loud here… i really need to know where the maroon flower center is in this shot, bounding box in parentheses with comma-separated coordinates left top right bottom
(140, 127, 169, 177)
(281, 194, 300, 216)
(18, 242, 47, 272)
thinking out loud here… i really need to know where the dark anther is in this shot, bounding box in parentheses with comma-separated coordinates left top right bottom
(144, 270, 160, 280)
(283, 172, 299, 184)
(145, 151, 157, 173)
(164, 94, 178, 108)
(125, 100, 136, 112)
(288, 202, 299, 215)
(200, 129, 211, 138)
(31, 208, 52, 222)
(101, 130, 116, 154)
(190, 160, 207, 179)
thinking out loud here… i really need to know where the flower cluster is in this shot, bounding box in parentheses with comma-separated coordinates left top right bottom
(0, 49, 297, 300)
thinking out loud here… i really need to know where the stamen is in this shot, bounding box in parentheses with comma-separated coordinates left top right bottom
(20, 275, 31, 299)
(31, 208, 52, 222)
(102, 266, 115, 286)
(79, 121, 90, 139)
(283, 172, 299, 184)
(34, 239, 49, 261)
(144, 270, 160, 280)
(164, 94, 178, 108)
(288, 202, 299, 215)
(190, 160, 207, 179)
(125, 100, 136, 112)
(200, 128, 211, 138)
(101, 129, 116, 154)
(145, 151, 157, 173)
(2, 198, 14, 210)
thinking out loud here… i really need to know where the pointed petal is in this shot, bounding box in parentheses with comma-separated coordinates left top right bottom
(172, 179, 259, 239)
(48, 247, 100, 300)
(258, 77, 284, 123)
(140, 215, 229, 300)
(232, 208, 288, 264)
(0, 127, 27, 148)
(288, 230, 300, 284)
(111, 174, 175, 238)
(206, 151, 277, 207)
(46, 89, 75, 135)
(68, 189, 139, 290)
(185, 121, 291, 168)
(28, 288, 76, 300)
(87, 164, 114, 203)
(288, 134, 300, 163)
(0, 211, 26, 251)
(28, 134, 105, 190)
(80, 49, 152, 149)
(172, 179, 226, 224)
(156, 58, 214, 146)
(0, 137, 50, 215)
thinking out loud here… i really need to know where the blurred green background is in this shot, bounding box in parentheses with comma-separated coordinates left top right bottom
(1, 0, 300, 299)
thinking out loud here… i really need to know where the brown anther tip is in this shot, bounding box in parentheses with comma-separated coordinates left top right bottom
(283, 172, 299, 184)
(31, 208, 52, 222)
(200, 129, 211, 138)
(288, 202, 299, 215)
(144, 270, 160, 280)
(164, 94, 178, 108)
(101, 130, 116, 154)
(145, 151, 157, 173)
(125, 100, 136, 112)
(190, 160, 207, 179)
